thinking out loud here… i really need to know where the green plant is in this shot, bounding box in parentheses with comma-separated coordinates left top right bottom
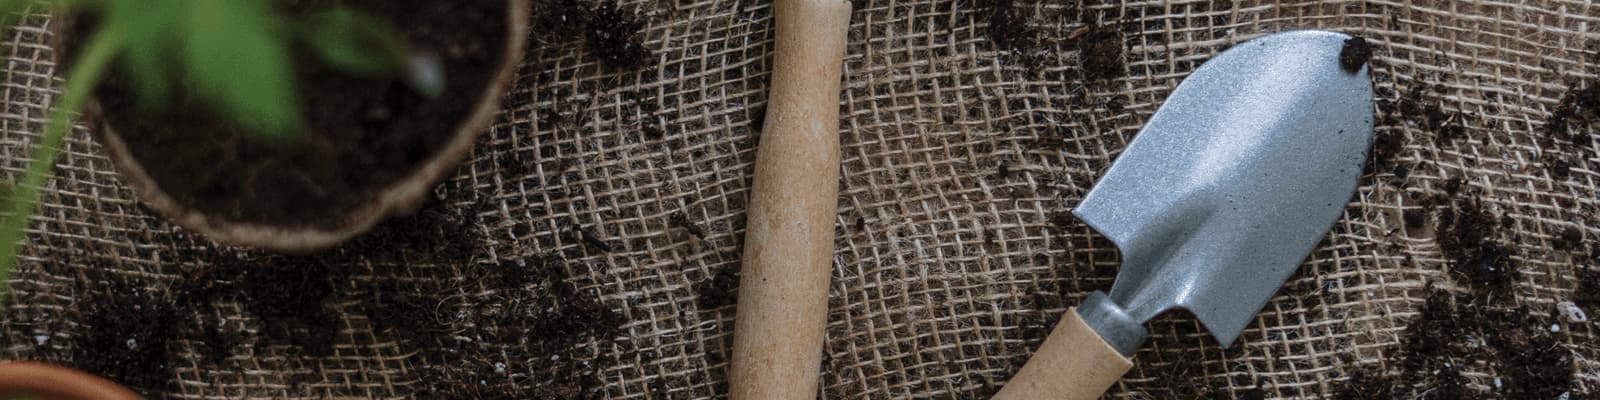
(0, 0, 420, 305)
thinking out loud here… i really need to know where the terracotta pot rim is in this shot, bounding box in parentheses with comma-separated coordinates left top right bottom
(0, 361, 140, 400)
(70, 0, 531, 253)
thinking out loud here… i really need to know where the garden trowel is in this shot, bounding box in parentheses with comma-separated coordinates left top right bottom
(991, 30, 1374, 400)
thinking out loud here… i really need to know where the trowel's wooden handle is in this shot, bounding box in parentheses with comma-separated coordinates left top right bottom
(990, 308, 1134, 400)
(729, 1, 851, 400)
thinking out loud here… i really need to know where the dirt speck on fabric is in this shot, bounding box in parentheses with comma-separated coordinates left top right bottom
(974, 0, 1041, 60)
(1552, 226, 1584, 252)
(70, 278, 179, 396)
(536, 0, 653, 70)
(1071, 24, 1126, 81)
(1333, 368, 1395, 400)
(239, 256, 342, 357)
(1339, 36, 1372, 73)
(697, 264, 740, 311)
(1436, 198, 1516, 292)
(1576, 268, 1600, 311)
(1389, 291, 1576, 398)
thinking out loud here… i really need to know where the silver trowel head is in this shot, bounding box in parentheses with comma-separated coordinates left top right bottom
(1073, 30, 1374, 346)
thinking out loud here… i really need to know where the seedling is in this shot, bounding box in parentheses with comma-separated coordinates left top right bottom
(0, 0, 426, 305)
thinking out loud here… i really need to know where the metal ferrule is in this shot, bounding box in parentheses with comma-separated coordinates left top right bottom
(1076, 291, 1148, 357)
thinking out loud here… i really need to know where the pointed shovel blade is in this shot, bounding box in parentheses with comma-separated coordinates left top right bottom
(1072, 30, 1374, 346)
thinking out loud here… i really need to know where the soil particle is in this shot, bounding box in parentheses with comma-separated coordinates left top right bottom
(1391, 291, 1576, 398)
(670, 212, 706, 239)
(584, 3, 652, 69)
(1333, 369, 1395, 400)
(536, 0, 654, 70)
(70, 279, 179, 396)
(1339, 37, 1372, 73)
(1576, 268, 1600, 311)
(697, 263, 740, 310)
(1436, 198, 1516, 291)
(81, 0, 510, 229)
(575, 225, 614, 252)
(235, 256, 343, 357)
(334, 202, 622, 399)
(974, 0, 1041, 59)
(1239, 388, 1266, 400)
(1071, 25, 1126, 81)
(1403, 209, 1427, 230)
(1552, 226, 1584, 252)
(1543, 82, 1599, 150)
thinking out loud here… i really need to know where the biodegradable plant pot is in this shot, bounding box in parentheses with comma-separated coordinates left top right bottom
(65, 0, 530, 252)
(0, 361, 139, 400)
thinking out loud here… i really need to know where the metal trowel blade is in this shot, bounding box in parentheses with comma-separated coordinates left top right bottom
(1072, 30, 1374, 346)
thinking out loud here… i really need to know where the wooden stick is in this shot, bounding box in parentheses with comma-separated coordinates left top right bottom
(989, 309, 1134, 400)
(729, 1, 851, 399)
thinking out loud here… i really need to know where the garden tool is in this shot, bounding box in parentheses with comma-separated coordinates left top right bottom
(991, 30, 1375, 400)
(729, 1, 850, 400)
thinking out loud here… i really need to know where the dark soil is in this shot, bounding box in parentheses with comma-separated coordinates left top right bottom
(697, 263, 740, 310)
(1333, 369, 1395, 400)
(239, 256, 343, 357)
(317, 200, 625, 399)
(1538, 80, 1596, 178)
(1436, 198, 1517, 292)
(536, 0, 654, 70)
(1403, 208, 1426, 229)
(70, 279, 180, 396)
(1576, 268, 1600, 311)
(1339, 37, 1372, 73)
(1072, 25, 1126, 81)
(1379, 291, 1577, 399)
(1552, 226, 1585, 252)
(79, 0, 509, 229)
(974, 0, 1041, 58)
(1543, 81, 1599, 149)
(1373, 82, 1466, 172)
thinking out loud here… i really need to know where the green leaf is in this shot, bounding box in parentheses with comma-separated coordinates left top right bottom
(183, 0, 298, 139)
(105, 0, 182, 107)
(298, 7, 408, 76)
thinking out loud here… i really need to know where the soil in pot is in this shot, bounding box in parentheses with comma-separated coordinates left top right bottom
(78, 0, 510, 232)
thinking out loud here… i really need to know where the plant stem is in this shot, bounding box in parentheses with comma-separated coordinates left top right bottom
(0, 25, 120, 303)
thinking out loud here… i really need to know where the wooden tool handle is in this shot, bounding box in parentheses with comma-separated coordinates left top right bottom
(729, 1, 851, 400)
(990, 308, 1134, 400)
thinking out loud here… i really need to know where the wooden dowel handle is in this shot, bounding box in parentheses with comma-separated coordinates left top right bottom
(990, 308, 1135, 400)
(729, 1, 851, 400)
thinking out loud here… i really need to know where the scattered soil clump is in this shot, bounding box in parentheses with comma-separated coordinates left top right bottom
(1435, 198, 1517, 292)
(536, 0, 653, 69)
(1071, 25, 1126, 81)
(1339, 37, 1372, 73)
(70, 279, 180, 396)
(1362, 291, 1578, 398)
(1543, 82, 1599, 149)
(974, 0, 1041, 59)
(1539, 80, 1597, 178)
(697, 263, 740, 310)
(1333, 369, 1395, 400)
(1553, 226, 1585, 252)
(239, 256, 342, 357)
(1576, 268, 1600, 311)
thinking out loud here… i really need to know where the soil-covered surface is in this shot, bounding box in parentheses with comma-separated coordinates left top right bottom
(535, 0, 653, 70)
(81, 0, 509, 229)
(1343, 291, 1576, 399)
